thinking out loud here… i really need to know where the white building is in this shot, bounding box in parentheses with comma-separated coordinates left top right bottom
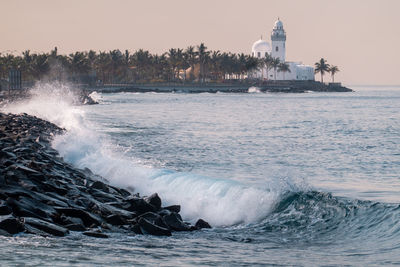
(250, 19, 314, 81)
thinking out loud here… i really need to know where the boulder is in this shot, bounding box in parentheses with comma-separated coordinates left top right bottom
(23, 217, 69, 237)
(65, 223, 87, 232)
(144, 193, 162, 210)
(162, 212, 191, 231)
(0, 201, 12, 215)
(90, 181, 110, 193)
(195, 219, 212, 229)
(163, 205, 181, 213)
(54, 207, 103, 227)
(123, 197, 156, 215)
(138, 217, 171, 236)
(0, 214, 24, 234)
(106, 214, 126, 226)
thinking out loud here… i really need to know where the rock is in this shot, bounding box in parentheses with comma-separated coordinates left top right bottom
(23, 217, 69, 237)
(106, 214, 126, 226)
(157, 209, 171, 217)
(162, 213, 191, 231)
(163, 205, 181, 213)
(0, 113, 201, 238)
(90, 181, 110, 193)
(0, 215, 24, 234)
(7, 196, 58, 221)
(24, 223, 51, 237)
(65, 223, 87, 231)
(138, 211, 169, 229)
(83, 231, 109, 238)
(131, 224, 143, 234)
(124, 197, 156, 215)
(0, 201, 12, 215)
(195, 219, 212, 229)
(59, 215, 84, 226)
(144, 193, 162, 210)
(138, 217, 171, 236)
(54, 207, 103, 227)
(90, 189, 120, 203)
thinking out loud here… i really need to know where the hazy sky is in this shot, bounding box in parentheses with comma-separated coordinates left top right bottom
(1, 0, 400, 85)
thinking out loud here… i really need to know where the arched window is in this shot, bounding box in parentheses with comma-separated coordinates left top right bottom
(276, 46, 279, 52)
(265, 52, 268, 57)
(252, 52, 254, 57)
(257, 52, 260, 58)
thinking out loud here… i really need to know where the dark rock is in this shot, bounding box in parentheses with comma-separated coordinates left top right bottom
(59, 215, 84, 226)
(124, 197, 156, 215)
(162, 212, 191, 231)
(90, 189, 120, 203)
(131, 223, 143, 234)
(0, 215, 24, 234)
(106, 214, 126, 226)
(144, 193, 162, 210)
(24, 223, 51, 236)
(111, 187, 131, 198)
(163, 205, 181, 213)
(0, 201, 12, 215)
(7, 196, 58, 221)
(1, 185, 33, 199)
(138, 217, 171, 236)
(157, 209, 171, 217)
(195, 219, 212, 229)
(83, 231, 109, 238)
(55, 207, 103, 227)
(138, 211, 169, 229)
(23, 217, 69, 236)
(65, 224, 87, 231)
(90, 181, 110, 193)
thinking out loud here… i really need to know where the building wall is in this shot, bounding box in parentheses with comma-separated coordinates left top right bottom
(250, 63, 314, 81)
(271, 40, 286, 62)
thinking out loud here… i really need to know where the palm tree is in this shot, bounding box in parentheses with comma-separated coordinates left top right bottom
(278, 62, 291, 80)
(329, 65, 339, 83)
(184, 46, 197, 81)
(264, 54, 273, 80)
(271, 57, 281, 81)
(257, 57, 265, 80)
(197, 43, 209, 82)
(315, 58, 330, 83)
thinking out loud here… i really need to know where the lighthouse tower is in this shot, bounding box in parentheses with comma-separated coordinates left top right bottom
(271, 18, 286, 62)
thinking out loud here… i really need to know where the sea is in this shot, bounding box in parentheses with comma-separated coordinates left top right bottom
(1, 84, 400, 266)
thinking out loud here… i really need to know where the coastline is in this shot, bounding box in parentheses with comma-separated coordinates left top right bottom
(0, 112, 210, 237)
(89, 80, 353, 94)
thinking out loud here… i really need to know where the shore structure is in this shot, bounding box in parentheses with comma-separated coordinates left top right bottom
(250, 19, 314, 81)
(0, 112, 211, 237)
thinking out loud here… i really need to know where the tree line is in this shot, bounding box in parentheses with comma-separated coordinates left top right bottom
(0, 44, 259, 84)
(0, 43, 339, 84)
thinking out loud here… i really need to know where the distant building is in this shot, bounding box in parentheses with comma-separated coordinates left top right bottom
(250, 19, 314, 81)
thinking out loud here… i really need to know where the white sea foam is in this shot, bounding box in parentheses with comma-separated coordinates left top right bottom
(1, 82, 291, 226)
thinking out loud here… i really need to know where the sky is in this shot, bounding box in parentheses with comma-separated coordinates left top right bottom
(1, 0, 400, 85)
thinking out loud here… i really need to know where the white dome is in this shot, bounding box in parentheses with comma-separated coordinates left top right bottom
(274, 19, 283, 30)
(251, 39, 271, 54)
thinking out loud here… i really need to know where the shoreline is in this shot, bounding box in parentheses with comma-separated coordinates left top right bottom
(89, 80, 353, 94)
(0, 112, 210, 237)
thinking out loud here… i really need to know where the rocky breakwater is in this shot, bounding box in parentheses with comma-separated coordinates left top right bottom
(0, 112, 211, 238)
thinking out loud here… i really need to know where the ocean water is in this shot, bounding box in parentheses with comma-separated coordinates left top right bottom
(2, 84, 400, 266)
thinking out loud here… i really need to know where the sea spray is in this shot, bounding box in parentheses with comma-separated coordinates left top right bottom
(2, 82, 294, 226)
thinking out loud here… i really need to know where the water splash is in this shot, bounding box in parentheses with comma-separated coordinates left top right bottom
(1, 82, 298, 226)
